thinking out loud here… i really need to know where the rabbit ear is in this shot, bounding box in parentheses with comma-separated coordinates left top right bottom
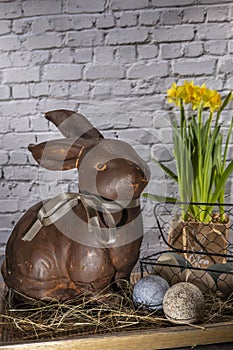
(28, 138, 85, 171)
(45, 110, 104, 140)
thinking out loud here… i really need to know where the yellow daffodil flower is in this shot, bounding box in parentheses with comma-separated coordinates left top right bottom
(167, 81, 222, 112)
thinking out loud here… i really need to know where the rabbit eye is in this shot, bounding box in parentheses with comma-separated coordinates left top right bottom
(95, 162, 106, 171)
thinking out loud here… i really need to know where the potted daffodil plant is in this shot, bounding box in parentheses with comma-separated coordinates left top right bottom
(145, 81, 233, 267)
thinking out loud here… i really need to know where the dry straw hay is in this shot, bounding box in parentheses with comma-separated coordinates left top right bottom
(0, 279, 233, 345)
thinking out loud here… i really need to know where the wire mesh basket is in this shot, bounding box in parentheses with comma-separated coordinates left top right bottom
(140, 202, 233, 297)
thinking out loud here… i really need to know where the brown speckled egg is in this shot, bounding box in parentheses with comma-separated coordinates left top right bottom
(163, 282, 204, 324)
(217, 271, 233, 298)
(153, 252, 190, 286)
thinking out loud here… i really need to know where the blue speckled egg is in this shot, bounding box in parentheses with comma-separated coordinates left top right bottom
(133, 275, 170, 311)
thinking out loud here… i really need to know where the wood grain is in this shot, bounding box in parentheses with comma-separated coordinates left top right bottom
(0, 321, 232, 350)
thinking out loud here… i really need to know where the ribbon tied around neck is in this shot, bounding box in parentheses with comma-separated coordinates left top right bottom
(22, 192, 140, 245)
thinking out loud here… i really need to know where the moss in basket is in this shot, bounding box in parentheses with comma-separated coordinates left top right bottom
(144, 81, 233, 224)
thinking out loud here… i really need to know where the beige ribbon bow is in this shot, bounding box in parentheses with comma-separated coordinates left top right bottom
(22, 192, 139, 245)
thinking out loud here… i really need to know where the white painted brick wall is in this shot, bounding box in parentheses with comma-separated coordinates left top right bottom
(0, 0, 233, 257)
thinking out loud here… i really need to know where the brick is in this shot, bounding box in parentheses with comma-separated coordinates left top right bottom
(116, 12, 137, 27)
(43, 64, 82, 81)
(197, 0, 233, 4)
(198, 23, 231, 40)
(173, 59, 216, 76)
(10, 117, 31, 132)
(74, 48, 92, 63)
(3, 166, 38, 181)
(111, 81, 132, 96)
(0, 20, 11, 35)
(12, 84, 30, 99)
(84, 64, 125, 79)
(184, 42, 204, 57)
(153, 25, 194, 42)
(225, 76, 233, 90)
(37, 99, 77, 116)
(22, 0, 62, 16)
(94, 47, 114, 63)
(182, 7, 205, 23)
(135, 80, 157, 95)
(0, 117, 10, 133)
(9, 151, 28, 165)
(31, 18, 50, 34)
(30, 83, 49, 97)
(0, 36, 21, 51)
(127, 62, 168, 79)
(0, 53, 11, 68)
(139, 10, 160, 25)
(116, 45, 136, 63)
(69, 81, 90, 98)
(159, 128, 173, 144)
(0, 152, 9, 165)
(229, 40, 233, 53)
(161, 43, 182, 59)
(0, 215, 14, 228)
(151, 0, 195, 7)
(30, 116, 49, 131)
(23, 33, 62, 50)
(91, 83, 111, 97)
(160, 9, 184, 25)
(193, 77, 223, 91)
(12, 18, 32, 34)
(153, 112, 173, 128)
(66, 0, 105, 13)
(30, 130, 57, 144)
(10, 51, 31, 67)
(204, 40, 227, 55)
(138, 44, 158, 59)
(96, 14, 115, 28)
(0, 183, 10, 198)
(18, 198, 39, 213)
(0, 200, 18, 213)
(0, 86, 10, 100)
(3, 67, 40, 83)
(9, 182, 33, 198)
(0, 230, 11, 244)
(156, 77, 176, 92)
(110, 0, 148, 10)
(1, 100, 37, 117)
(151, 144, 173, 162)
(51, 48, 73, 63)
(118, 128, 158, 145)
(50, 82, 69, 97)
(71, 15, 96, 30)
(30, 50, 50, 65)
(106, 28, 148, 45)
(218, 58, 233, 74)
(48, 17, 71, 32)
(66, 30, 103, 47)
(206, 6, 229, 22)
(0, 2, 22, 19)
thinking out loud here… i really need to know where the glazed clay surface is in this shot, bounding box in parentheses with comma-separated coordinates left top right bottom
(2, 110, 150, 301)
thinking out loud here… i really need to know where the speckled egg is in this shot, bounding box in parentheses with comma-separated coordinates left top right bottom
(163, 282, 204, 324)
(133, 275, 170, 311)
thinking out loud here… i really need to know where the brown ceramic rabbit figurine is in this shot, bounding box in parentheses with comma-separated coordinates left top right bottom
(1, 110, 150, 301)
